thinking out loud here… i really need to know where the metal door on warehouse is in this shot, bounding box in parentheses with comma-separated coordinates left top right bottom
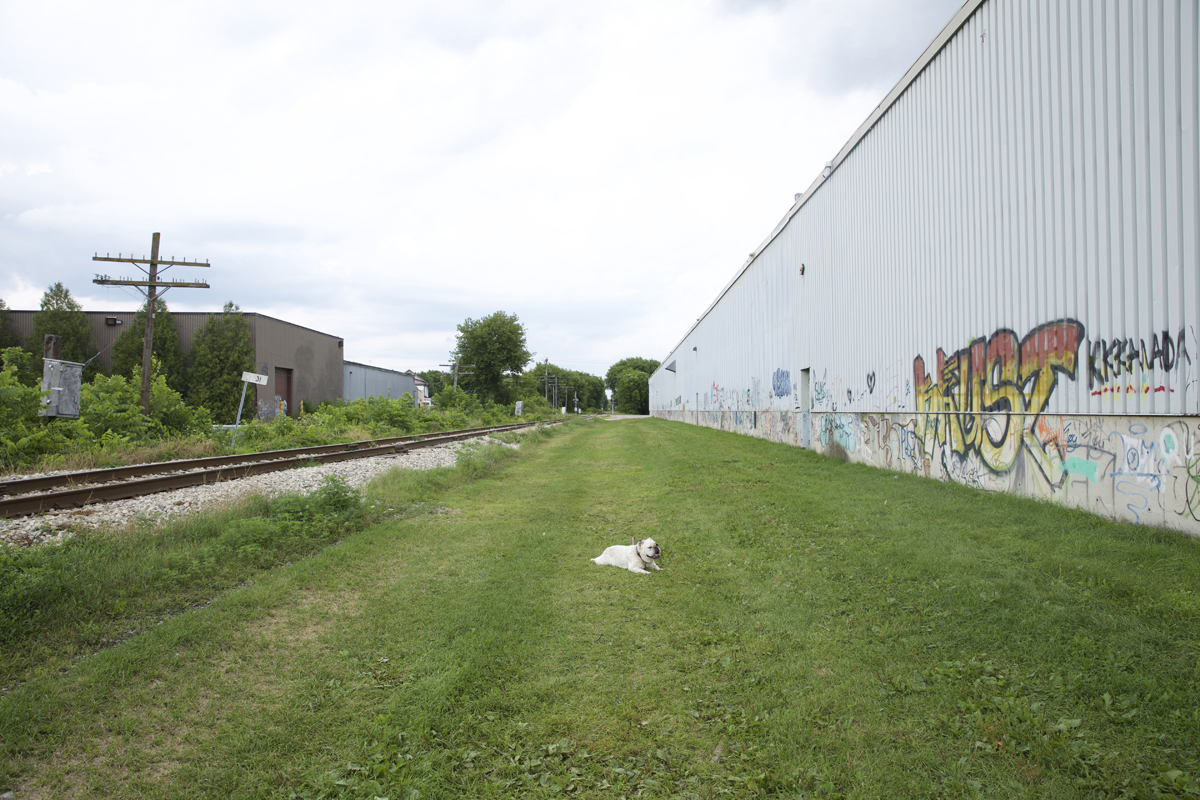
(274, 367, 293, 417)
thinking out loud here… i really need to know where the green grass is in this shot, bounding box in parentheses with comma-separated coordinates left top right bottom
(2, 418, 1198, 798)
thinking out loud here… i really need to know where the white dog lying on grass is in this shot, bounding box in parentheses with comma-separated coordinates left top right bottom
(592, 537, 662, 574)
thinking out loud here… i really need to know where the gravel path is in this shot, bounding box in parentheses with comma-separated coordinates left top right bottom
(1, 435, 518, 549)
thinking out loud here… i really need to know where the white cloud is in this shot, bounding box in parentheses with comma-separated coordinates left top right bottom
(0, 0, 962, 374)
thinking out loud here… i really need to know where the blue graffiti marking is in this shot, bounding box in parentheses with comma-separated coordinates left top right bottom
(819, 413, 857, 453)
(772, 368, 791, 398)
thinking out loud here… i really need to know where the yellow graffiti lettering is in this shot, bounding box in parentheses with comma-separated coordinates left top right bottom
(911, 320, 1084, 480)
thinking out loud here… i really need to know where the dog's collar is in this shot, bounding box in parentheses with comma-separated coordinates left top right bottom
(635, 541, 657, 562)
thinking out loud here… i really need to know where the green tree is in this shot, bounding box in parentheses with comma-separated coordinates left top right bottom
(615, 370, 650, 414)
(566, 370, 605, 411)
(516, 362, 605, 411)
(604, 357, 658, 414)
(29, 283, 98, 380)
(185, 302, 255, 424)
(0, 299, 20, 350)
(605, 357, 660, 392)
(451, 311, 532, 405)
(111, 297, 187, 395)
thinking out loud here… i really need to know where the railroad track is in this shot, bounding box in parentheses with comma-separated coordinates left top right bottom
(0, 420, 559, 519)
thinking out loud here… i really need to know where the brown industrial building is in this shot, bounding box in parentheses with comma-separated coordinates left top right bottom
(5, 310, 344, 417)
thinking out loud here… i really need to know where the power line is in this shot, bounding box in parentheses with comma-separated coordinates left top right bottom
(92, 232, 210, 417)
(438, 359, 474, 391)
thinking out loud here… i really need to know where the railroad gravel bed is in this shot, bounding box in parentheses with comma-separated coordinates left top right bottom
(1, 435, 518, 549)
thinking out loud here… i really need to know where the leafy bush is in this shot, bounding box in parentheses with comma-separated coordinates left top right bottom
(80, 372, 211, 444)
(308, 474, 362, 516)
(270, 475, 364, 533)
(151, 375, 212, 435)
(0, 347, 72, 469)
(80, 374, 155, 441)
(517, 392, 553, 415)
(363, 394, 415, 431)
(212, 517, 285, 567)
(231, 415, 339, 452)
(433, 387, 480, 414)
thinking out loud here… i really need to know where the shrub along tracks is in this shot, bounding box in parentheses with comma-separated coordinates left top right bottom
(0, 420, 557, 520)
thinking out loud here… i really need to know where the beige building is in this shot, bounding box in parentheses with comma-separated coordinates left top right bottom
(7, 310, 344, 417)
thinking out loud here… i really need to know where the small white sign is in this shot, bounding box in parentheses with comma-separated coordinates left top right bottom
(242, 371, 269, 385)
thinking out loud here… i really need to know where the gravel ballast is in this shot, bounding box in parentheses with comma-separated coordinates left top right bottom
(1, 435, 519, 549)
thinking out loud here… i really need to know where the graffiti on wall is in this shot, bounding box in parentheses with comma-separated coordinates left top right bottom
(772, 368, 791, 398)
(1088, 328, 1192, 396)
(868, 360, 911, 411)
(812, 369, 829, 407)
(1187, 451, 1200, 522)
(796, 406, 1200, 533)
(819, 413, 857, 453)
(912, 318, 1085, 482)
(647, 318, 1199, 534)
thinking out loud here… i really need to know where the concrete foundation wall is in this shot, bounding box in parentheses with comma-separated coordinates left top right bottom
(652, 408, 1200, 535)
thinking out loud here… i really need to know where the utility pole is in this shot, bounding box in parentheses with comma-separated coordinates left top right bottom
(540, 374, 560, 409)
(439, 359, 474, 391)
(93, 232, 210, 417)
(541, 374, 559, 408)
(539, 362, 558, 404)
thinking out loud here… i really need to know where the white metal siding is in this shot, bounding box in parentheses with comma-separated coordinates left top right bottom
(650, 0, 1200, 533)
(654, 0, 1199, 420)
(343, 362, 418, 405)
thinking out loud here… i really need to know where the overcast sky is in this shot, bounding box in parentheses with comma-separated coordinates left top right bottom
(1, 0, 962, 377)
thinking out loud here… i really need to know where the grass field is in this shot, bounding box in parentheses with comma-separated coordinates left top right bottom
(2, 418, 1199, 798)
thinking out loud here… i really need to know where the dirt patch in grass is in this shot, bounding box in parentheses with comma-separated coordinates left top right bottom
(15, 705, 192, 800)
(237, 588, 364, 650)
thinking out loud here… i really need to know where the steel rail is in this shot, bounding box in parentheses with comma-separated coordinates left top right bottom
(0, 424, 529, 497)
(0, 421, 554, 519)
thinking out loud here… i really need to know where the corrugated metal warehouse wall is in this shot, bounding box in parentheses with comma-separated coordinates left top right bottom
(250, 314, 344, 417)
(650, 0, 1200, 535)
(343, 361, 420, 406)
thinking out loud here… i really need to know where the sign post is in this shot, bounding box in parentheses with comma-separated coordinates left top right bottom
(231, 371, 269, 448)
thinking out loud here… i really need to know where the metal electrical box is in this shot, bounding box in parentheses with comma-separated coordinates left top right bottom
(40, 359, 83, 418)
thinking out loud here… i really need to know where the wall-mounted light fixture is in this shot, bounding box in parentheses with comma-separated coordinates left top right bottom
(799, 263, 806, 275)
